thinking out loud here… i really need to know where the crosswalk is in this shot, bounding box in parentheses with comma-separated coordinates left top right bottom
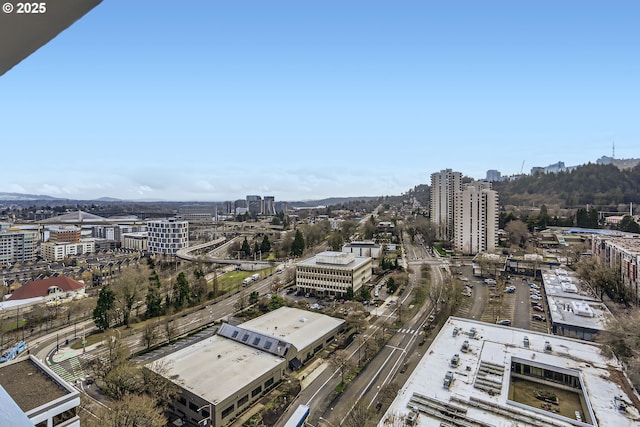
(396, 328, 420, 336)
(50, 353, 95, 384)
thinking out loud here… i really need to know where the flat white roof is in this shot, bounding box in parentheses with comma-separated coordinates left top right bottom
(296, 252, 371, 270)
(147, 335, 284, 405)
(542, 271, 612, 331)
(380, 317, 640, 427)
(240, 307, 344, 353)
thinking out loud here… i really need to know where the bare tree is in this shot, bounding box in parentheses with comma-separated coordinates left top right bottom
(141, 322, 159, 350)
(163, 318, 178, 343)
(141, 360, 182, 408)
(112, 265, 149, 327)
(330, 349, 355, 386)
(85, 394, 166, 427)
(343, 399, 374, 427)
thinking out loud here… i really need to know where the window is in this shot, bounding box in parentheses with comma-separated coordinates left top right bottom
(221, 404, 234, 419)
(178, 397, 187, 406)
(264, 341, 273, 350)
(189, 402, 199, 412)
(242, 334, 249, 342)
(265, 377, 274, 388)
(238, 394, 249, 406)
(253, 337, 261, 346)
(231, 330, 239, 338)
(252, 385, 262, 397)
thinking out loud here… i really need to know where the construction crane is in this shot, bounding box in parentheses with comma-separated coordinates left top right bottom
(520, 160, 525, 174)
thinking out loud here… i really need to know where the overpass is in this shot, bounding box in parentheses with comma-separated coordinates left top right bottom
(175, 237, 278, 269)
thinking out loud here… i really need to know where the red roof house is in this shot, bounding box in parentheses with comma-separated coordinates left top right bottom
(7, 277, 86, 301)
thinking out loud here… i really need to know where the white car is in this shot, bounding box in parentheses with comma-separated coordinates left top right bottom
(530, 294, 542, 300)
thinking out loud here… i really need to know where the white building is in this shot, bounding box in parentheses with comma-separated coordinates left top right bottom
(342, 241, 382, 259)
(147, 219, 189, 255)
(380, 317, 640, 427)
(454, 182, 499, 254)
(295, 251, 372, 298)
(41, 239, 95, 261)
(122, 232, 148, 252)
(0, 229, 37, 265)
(430, 169, 462, 241)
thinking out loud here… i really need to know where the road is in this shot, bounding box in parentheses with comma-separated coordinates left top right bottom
(275, 232, 446, 427)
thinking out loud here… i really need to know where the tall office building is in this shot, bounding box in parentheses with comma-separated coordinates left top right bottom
(147, 219, 189, 255)
(246, 195, 263, 216)
(430, 169, 463, 240)
(454, 182, 499, 254)
(263, 196, 276, 216)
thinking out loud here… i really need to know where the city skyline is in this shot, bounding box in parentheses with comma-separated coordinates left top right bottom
(1, 1, 638, 202)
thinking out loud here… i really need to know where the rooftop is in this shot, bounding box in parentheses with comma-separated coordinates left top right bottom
(542, 270, 613, 331)
(0, 358, 72, 412)
(239, 307, 344, 354)
(296, 251, 371, 270)
(380, 317, 640, 427)
(7, 276, 85, 301)
(147, 335, 285, 405)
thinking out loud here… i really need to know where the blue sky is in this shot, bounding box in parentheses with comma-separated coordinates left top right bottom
(1, 0, 638, 201)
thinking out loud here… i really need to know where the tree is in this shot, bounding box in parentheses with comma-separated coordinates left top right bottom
(260, 235, 272, 254)
(163, 318, 177, 343)
(103, 364, 142, 400)
(145, 271, 164, 319)
(113, 266, 149, 327)
(331, 349, 355, 386)
(328, 231, 344, 251)
(505, 220, 529, 248)
(343, 399, 373, 427)
(141, 322, 159, 350)
(345, 286, 354, 300)
(386, 277, 397, 294)
(291, 230, 305, 257)
(253, 241, 260, 257)
(173, 272, 190, 310)
(241, 237, 252, 258)
(87, 394, 166, 427)
(93, 285, 115, 331)
(618, 215, 640, 233)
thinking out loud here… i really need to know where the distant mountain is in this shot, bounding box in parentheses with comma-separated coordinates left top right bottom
(0, 192, 62, 201)
(289, 196, 381, 207)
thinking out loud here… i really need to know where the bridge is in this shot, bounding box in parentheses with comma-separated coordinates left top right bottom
(175, 237, 278, 269)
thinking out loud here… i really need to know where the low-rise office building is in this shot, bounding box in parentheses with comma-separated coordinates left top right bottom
(147, 307, 344, 427)
(381, 317, 640, 427)
(0, 356, 81, 427)
(295, 251, 372, 298)
(542, 269, 613, 341)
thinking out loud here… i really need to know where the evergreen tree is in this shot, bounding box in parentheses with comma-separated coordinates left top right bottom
(253, 241, 260, 257)
(291, 230, 305, 257)
(173, 272, 191, 310)
(241, 237, 252, 258)
(145, 271, 164, 319)
(93, 286, 115, 331)
(260, 235, 271, 254)
(345, 286, 354, 300)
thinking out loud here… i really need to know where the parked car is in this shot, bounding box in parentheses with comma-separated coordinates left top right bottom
(496, 319, 511, 326)
(533, 305, 544, 312)
(532, 314, 546, 322)
(530, 294, 542, 300)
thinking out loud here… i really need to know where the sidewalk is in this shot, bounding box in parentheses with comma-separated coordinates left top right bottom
(51, 341, 102, 363)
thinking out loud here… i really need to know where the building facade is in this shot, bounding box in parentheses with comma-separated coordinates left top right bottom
(0, 229, 37, 266)
(454, 182, 499, 254)
(48, 226, 81, 243)
(591, 234, 640, 306)
(122, 232, 148, 252)
(147, 219, 189, 255)
(430, 169, 462, 241)
(246, 195, 263, 216)
(342, 241, 382, 259)
(295, 251, 372, 297)
(41, 240, 95, 261)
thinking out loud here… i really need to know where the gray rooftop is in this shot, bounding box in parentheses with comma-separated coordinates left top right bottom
(296, 251, 371, 270)
(147, 335, 285, 405)
(239, 307, 344, 353)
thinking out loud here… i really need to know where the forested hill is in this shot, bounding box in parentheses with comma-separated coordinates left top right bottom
(492, 163, 640, 207)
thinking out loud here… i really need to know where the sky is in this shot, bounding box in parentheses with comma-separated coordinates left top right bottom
(0, 0, 638, 202)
